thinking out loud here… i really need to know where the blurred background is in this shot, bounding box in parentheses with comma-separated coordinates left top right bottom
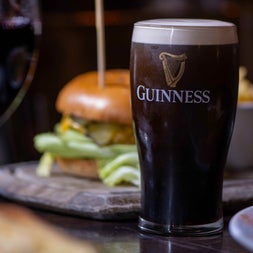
(0, 0, 252, 164)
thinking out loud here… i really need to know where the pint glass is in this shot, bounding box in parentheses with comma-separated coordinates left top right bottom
(130, 19, 238, 236)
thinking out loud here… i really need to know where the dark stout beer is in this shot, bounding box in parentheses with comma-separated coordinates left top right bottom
(130, 19, 238, 236)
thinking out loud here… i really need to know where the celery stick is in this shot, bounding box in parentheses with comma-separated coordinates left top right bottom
(34, 133, 77, 157)
(34, 133, 63, 153)
(66, 141, 114, 158)
(109, 144, 137, 154)
(60, 130, 93, 143)
(34, 133, 114, 158)
(36, 152, 54, 177)
(99, 152, 139, 178)
(103, 166, 140, 187)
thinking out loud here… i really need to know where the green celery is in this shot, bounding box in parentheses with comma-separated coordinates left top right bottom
(103, 166, 140, 186)
(34, 128, 141, 187)
(99, 152, 139, 178)
(60, 130, 93, 143)
(36, 152, 54, 177)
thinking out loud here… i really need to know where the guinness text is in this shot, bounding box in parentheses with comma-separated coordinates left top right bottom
(136, 84, 211, 104)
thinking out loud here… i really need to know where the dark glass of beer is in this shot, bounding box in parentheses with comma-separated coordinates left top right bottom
(130, 19, 238, 236)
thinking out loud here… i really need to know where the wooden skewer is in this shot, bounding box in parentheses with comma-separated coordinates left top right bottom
(95, 0, 106, 88)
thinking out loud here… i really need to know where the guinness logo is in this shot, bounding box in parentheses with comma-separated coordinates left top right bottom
(159, 52, 187, 88)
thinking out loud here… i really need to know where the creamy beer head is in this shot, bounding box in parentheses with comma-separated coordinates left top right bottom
(132, 19, 238, 45)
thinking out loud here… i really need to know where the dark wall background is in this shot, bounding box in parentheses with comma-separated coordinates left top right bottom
(0, 0, 252, 164)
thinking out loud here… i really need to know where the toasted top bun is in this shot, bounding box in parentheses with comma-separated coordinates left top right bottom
(56, 69, 132, 125)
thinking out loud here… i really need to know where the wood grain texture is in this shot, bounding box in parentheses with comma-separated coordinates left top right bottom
(0, 162, 252, 220)
(0, 162, 140, 220)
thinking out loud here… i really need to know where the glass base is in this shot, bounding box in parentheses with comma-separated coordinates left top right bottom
(138, 217, 223, 236)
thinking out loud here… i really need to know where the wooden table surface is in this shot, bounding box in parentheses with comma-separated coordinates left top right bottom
(0, 164, 253, 253)
(3, 198, 249, 253)
(0, 162, 253, 252)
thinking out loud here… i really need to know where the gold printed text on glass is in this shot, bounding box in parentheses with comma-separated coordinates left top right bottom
(159, 52, 187, 88)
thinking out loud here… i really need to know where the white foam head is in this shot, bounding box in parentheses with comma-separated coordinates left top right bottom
(132, 19, 238, 45)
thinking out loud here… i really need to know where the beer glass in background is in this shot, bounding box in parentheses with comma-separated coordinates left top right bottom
(130, 19, 238, 236)
(0, 0, 41, 126)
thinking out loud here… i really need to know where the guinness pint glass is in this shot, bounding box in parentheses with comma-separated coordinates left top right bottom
(130, 19, 238, 236)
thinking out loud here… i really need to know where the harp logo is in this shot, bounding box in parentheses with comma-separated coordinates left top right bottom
(159, 52, 187, 88)
(135, 51, 211, 104)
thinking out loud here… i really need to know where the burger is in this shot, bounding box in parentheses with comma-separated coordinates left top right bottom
(34, 69, 139, 186)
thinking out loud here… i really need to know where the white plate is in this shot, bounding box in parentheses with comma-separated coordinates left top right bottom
(229, 205, 253, 252)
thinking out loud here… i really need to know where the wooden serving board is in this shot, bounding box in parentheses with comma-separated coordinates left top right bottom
(0, 162, 140, 220)
(0, 162, 252, 220)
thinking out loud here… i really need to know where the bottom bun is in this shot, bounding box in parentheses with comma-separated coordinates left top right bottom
(56, 157, 99, 179)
